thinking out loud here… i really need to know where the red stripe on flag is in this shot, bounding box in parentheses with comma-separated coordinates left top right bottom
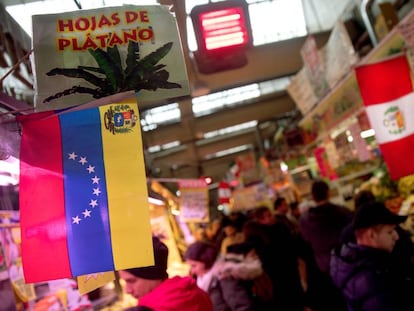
(379, 134, 414, 180)
(19, 112, 71, 282)
(356, 55, 413, 106)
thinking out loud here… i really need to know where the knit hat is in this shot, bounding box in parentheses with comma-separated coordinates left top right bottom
(125, 236, 168, 280)
(184, 241, 219, 269)
(353, 201, 407, 230)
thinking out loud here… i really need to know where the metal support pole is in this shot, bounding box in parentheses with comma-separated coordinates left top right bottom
(360, 0, 379, 46)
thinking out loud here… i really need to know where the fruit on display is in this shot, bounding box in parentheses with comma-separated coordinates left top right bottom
(356, 164, 414, 214)
(356, 162, 399, 202)
(397, 174, 414, 198)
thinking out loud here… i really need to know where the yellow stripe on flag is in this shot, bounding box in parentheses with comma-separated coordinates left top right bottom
(99, 98, 154, 270)
(77, 271, 116, 295)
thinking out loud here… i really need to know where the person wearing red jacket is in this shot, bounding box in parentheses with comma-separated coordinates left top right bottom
(119, 236, 213, 311)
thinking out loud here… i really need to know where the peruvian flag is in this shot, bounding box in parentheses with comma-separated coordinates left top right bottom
(218, 181, 231, 204)
(355, 54, 414, 180)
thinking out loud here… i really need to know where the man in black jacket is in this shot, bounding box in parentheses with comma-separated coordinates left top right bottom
(330, 201, 413, 311)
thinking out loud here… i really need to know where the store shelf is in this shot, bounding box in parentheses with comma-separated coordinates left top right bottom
(301, 106, 366, 154)
(333, 166, 377, 184)
(298, 8, 414, 146)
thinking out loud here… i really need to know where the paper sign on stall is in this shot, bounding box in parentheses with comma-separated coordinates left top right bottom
(300, 35, 330, 99)
(322, 21, 359, 88)
(179, 180, 209, 223)
(231, 183, 272, 211)
(0, 212, 36, 304)
(32, 5, 189, 111)
(287, 67, 318, 115)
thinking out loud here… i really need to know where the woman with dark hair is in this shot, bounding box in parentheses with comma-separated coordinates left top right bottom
(184, 241, 263, 311)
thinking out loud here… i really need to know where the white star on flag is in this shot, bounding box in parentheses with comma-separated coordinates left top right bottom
(87, 165, 95, 173)
(68, 152, 77, 160)
(79, 157, 88, 165)
(70, 151, 105, 229)
(83, 209, 92, 218)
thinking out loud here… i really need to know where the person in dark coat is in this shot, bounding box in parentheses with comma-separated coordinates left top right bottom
(245, 208, 305, 311)
(299, 179, 352, 311)
(339, 189, 414, 280)
(299, 180, 354, 274)
(184, 241, 262, 311)
(273, 197, 300, 234)
(330, 201, 413, 311)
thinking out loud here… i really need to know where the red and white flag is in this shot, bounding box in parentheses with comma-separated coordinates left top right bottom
(355, 54, 414, 180)
(218, 181, 231, 205)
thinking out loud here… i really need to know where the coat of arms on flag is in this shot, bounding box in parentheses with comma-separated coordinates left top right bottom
(355, 53, 414, 180)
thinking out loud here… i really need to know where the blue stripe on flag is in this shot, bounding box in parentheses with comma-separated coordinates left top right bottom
(60, 108, 114, 276)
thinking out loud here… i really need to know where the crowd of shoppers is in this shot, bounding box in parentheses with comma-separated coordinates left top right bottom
(118, 179, 414, 311)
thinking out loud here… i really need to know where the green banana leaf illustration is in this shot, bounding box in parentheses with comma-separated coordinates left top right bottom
(43, 41, 181, 103)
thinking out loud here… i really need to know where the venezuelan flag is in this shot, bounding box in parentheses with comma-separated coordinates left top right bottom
(19, 99, 154, 283)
